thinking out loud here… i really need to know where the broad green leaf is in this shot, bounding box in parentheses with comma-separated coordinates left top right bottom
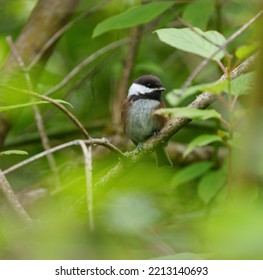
(0, 150, 28, 156)
(183, 134, 222, 158)
(171, 161, 214, 188)
(200, 80, 229, 94)
(93, 1, 174, 37)
(198, 170, 226, 203)
(0, 99, 72, 112)
(0, 83, 74, 108)
(201, 72, 255, 96)
(155, 27, 226, 60)
(228, 72, 255, 96)
(182, 0, 216, 30)
(165, 84, 206, 106)
(156, 107, 221, 120)
(235, 43, 259, 60)
(166, 72, 255, 106)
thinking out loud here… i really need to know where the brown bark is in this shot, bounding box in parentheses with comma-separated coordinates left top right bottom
(0, 0, 80, 146)
(2, 0, 80, 73)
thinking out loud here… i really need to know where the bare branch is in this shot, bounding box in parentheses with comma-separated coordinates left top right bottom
(0, 169, 33, 225)
(177, 17, 232, 58)
(1, 0, 80, 74)
(2, 138, 124, 176)
(0, 0, 81, 146)
(0, 83, 91, 139)
(79, 141, 94, 231)
(181, 10, 263, 91)
(45, 39, 129, 96)
(95, 53, 257, 189)
(28, 0, 112, 70)
(6, 36, 61, 187)
(28, 92, 91, 139)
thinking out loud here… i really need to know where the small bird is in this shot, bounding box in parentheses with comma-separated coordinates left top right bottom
(122, 75, 172, 167)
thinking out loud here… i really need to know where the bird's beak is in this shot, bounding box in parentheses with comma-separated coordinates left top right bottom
(159, 87, 166, 91)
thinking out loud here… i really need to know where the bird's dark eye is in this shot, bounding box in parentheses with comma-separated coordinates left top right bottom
(146, 83, 153, 88)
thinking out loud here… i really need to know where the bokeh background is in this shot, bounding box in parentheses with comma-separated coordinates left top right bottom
(0, 0, 262, 259)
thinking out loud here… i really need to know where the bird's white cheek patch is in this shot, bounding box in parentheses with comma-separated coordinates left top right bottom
(128, 83, 157, 96)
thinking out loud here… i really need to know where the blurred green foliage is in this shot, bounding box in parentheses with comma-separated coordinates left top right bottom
(0, 0, 262, 260)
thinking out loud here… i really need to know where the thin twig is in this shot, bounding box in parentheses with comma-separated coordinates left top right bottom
(29, 92, 91, 139)
(181, 10, 263, 91)
(79, 141, 94, 231)
(45, 38, 129, 96)
(65, 52, 117, 97)
(2, 138, 124, 176)
(32, 104, 61, 186)
(28, 0, 113, 70)
(94, 53, 257, 190)
(6, 36, 32, 86)
(1, 0, 80, 74)
(0, 169, 33, 225)
(216, 59, 228, 75)
(112, 26, 142, 126)
(0, 83, 91, 139)
(6, 36, 61, 187)
(177, 17, 232, 58)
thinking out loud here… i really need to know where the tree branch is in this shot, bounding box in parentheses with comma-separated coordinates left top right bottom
(181, 10, 262, 91)
(95, 53, 257, 189)
(0, 169, 33, 225)
(1, 0, 80, 74)
(28, 0, 113, 70)
(0, 0, 80, 146)
(112, 26, 143, 126)
(45, 38, 129, 96)
(0, 83, 91, 139)
(6, 36, 61, 187)
(79, 141, 94, 231)
(2, 138, 124, 176)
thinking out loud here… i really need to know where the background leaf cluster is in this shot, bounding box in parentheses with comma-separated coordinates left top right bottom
(0, 0, 262, 260)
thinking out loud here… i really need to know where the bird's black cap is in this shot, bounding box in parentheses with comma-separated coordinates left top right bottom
(134, 75, 164, 90)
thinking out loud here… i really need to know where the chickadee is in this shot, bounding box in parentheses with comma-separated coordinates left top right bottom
(122, 75, 172, 167)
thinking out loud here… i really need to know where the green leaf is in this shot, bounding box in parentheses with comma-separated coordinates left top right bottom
(165, 84, 208, 106)
(230, 72, 255, 96)
(198, 170, 226, 203)
(166, 72, 255, 106)
(93, 1, 174, 37)
(0, 150, 28, 156)
(165, 85, 203, 106)
(235, 43, 259, 60)
(0, 99, 72, 112)
(183, 134, 222, 158)
(201, 72, 255, 96)
(0, 101, 49, 112)
(155, 27, 226, 60)
(182, 0, 216, 30)
(200, 80, 229, 94)
(171, 161, 214, 188)
(156, 107, 221, 120)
